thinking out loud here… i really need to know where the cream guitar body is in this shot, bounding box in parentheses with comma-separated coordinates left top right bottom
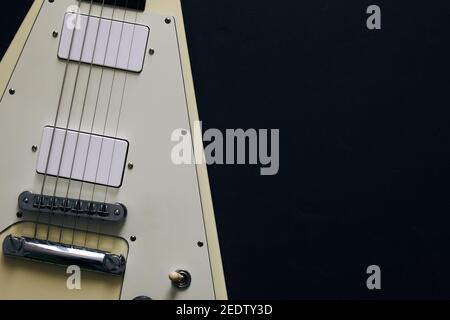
(0, 0, 227, 300)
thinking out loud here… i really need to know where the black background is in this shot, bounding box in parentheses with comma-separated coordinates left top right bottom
(2, 0, 450, 299)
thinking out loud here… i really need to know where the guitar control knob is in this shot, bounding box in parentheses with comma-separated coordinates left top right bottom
(169, 270, 191, 289)
(133, 296, 152, 300)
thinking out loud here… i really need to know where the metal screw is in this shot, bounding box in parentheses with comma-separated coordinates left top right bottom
(149, 48, 155, 55)
(114, 209, 120, 216)
(32, 145, 38, 152)
(23, 197, 29, 204)
(9, 88, 15, 95)
(181, 130, 187, 136)
(165, 18, 172, 24)
(52, 31, 58, 38)
(197, 241, 204, 247)
(130, 236, 137, 242)
(128, 162, 134, 170)
(16, 212, 23, 218)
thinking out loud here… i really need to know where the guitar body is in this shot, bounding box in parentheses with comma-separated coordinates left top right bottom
(0, 0, 226, 300)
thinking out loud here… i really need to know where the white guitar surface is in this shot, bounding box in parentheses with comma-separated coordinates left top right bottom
(0, 0, 226, 300)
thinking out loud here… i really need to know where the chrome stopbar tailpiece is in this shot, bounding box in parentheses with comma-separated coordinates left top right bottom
(3, 235, 126, 275)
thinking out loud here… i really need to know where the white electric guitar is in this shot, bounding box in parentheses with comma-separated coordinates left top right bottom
(0, 0, 227, 300)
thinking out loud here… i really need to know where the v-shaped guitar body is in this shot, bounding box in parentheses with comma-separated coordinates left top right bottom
(0, 0, 226, 300)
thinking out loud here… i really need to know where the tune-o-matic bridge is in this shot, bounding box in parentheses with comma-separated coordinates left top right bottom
(18, 191, 127, 222)
(3, 235, 126, 275)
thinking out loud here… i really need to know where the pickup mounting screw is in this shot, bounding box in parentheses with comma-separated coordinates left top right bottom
(165, 18, 172, 24)
(149, 48, 155, 55)
(32, 145, 38, 152)
(52, 31, 58, 38)
(114, 209, 120, 216)
(23, 197, 29, 204)
(9, 88, 15, 95)
(128, 162, 134, 170)
(130, 236, 137, 242)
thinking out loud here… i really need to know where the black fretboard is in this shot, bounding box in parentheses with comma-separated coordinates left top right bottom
(81, 0, 146, 12)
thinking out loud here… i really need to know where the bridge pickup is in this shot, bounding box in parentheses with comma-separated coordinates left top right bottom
(18, 191, 127, 222)
(81, 0, 146, 11)
(3, 235, 126, 275)
(37, 127, 129, 188)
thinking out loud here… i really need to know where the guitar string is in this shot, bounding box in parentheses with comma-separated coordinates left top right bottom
(73, 0, 130, 247)
(95, 0, 142, 249)
(83, 0, 134, 248)
(33, 0, 93, 239)
(57, 0, 108, 244)
(70, 0, 121, 246)
(43, 0, 103, 242)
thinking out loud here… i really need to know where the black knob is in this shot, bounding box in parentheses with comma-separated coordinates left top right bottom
(133, 296, 152, 300)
